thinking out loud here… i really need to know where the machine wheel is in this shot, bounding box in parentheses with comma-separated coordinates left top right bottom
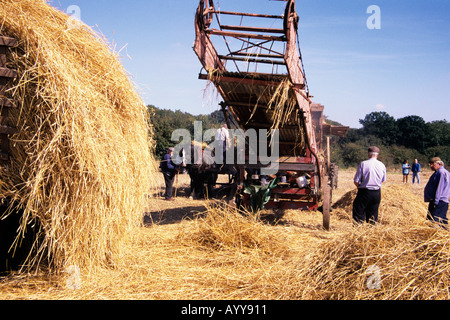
(322, 176, 331, 231)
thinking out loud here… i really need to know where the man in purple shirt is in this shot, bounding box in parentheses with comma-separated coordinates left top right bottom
(352, 146, 387, 224)
(424, 157, 450, 226)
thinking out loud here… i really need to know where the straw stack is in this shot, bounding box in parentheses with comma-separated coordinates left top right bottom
(295, 184, 450, 300)
(0, 0, 156, 272)
(266, 78, 297, 132)
(175, 185, 450, 300)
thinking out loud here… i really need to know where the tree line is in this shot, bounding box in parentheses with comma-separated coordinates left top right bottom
(149, 105, 449, 169)
(148, 105, 224, 158)
(330, 111, 450, 169)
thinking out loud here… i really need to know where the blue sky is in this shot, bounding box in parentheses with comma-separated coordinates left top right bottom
(49, 0, 450, 128)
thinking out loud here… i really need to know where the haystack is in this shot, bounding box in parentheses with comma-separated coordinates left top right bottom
(332, 184, 429, 225)
(296, 184, 450, 299)
(0, 0, 156, 272)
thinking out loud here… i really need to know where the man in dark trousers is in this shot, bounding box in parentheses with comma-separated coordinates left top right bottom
(424, 157, 450, 226)
(352, 146, 387, 224)
(412, 158, 422, 184)
(161, 147, 178, 201)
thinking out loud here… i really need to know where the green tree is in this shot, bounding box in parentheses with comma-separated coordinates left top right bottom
(396, 115, 427, 152)
(383, 145, 423, 169)
(338, 142, 369, 168)
(424, 146, 450, 165)
(148, 105, 223, 158)
(359, 112, 399, 146)
(426, 120, 450, 148)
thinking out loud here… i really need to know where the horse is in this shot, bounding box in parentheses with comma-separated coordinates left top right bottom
(181, 142, 238, 203)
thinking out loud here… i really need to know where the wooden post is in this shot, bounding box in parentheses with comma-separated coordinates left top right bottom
(326, 136, 331, 173)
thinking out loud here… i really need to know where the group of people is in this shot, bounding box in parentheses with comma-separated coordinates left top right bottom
(402, 159, 422, 184)
(162, 135, 450, 228)
(353, 146, 450, 227)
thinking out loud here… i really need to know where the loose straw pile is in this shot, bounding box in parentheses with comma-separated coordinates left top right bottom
(0, 0, 156, 272)
(1, 183, 449, 300)
(298, 184, 450, 299)
(174, 185, 450, 300)
(267, 78, 297, 131)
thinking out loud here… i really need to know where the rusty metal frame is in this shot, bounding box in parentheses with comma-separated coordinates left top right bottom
(193, 1, 348, 222)
(193, 0, 323, 206)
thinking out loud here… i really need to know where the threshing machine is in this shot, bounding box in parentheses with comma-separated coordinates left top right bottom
(193, 0, 348, 229)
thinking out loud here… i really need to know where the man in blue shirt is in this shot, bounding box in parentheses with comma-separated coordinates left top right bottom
(353, 146, 387, 224)
(424, 157, 450, 226)
(411, 159, 422, 184)
(160, 147, 178, 201)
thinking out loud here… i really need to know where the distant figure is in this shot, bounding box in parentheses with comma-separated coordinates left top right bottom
(187, 142, 206, 200)
(215, 123, 230, 164)
(412, 159, 422, 184)
(160, 147, 177, 201)
(424, 157, 450, 227)
(353, 146, 387, 224)
(402, 160, 411, 184)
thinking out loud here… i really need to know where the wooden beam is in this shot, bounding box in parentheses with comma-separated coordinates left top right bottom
(209, 11, 284, 19)
(206, 29, 286, 42)
(0, 36, 18, 47)
(244, 122, 299, 130)
(0, 125, 17, 135)
(199, 73, 285, 87)
(199, 72, 305, 90)
(193, 9, 226, 72)
(238, 162, 316, 172)
(230, 101, 269, 109)
(322, 123, 349, 137)
(218, 55, 286, 65)
(220, 25, 285, 34)
(0, 67, 17, 78)
(230, 52, 285, 59)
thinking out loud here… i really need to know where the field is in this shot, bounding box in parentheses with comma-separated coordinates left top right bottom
(1, 168, 449, 300)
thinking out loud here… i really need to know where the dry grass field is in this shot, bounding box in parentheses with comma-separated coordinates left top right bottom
(1, 168, 449, 300)
(3, 0, 448, 303)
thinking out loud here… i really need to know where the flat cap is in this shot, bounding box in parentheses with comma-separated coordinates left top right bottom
(429, 157, 442, 164)
(368, 146, 380, 153)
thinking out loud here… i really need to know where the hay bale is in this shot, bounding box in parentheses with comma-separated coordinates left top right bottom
(297, 223, 450, 300)
(332, 185, 428, 225)
(294, 184, 450, 299)
(181, 202, 287, 254)
(0, 0, 156, 272)
(378, 185, 428, 226)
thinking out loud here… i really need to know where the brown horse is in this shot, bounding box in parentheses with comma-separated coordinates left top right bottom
(182, 142, 238, 202)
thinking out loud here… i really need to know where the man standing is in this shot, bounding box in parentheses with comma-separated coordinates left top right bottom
(352, 146, 387, 224)
(412, 159, 421, 184)
(215, 123, 231, 164)
(160, 147, 178, 201)
(424, 157, 450, 226)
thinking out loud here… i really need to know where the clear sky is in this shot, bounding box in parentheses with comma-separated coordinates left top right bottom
(49, 0, 450, 128)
